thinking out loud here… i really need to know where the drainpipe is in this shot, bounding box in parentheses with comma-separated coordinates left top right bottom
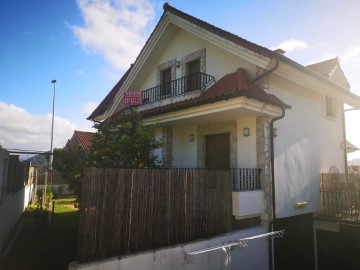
(250, 54, 282, 270)
(252, 57, 279, 83)
(268, 107, 286, 270)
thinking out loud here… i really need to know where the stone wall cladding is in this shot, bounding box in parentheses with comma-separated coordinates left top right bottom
(181, 48, 206, 76)
(162, 126, 173, 166)
(157, 59, 176, 85)
(256, 116, 272, 221)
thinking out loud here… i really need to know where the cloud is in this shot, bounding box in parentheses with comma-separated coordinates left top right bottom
(271, 39, 309, 53)
(0, 102, 86, 151)
(73, 0, 155, 71)
(82, 101, 99, 115)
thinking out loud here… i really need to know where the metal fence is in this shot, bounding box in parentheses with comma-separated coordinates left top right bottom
(232, 168, 261, 191)
(319, 173, 360, 223)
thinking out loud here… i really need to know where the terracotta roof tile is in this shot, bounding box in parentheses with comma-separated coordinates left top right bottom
(140, 68, 290, 118)
(74, 131, 96, 151)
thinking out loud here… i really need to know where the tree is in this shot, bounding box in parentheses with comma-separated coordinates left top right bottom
(53, 147, 86, 198)
(88, 109, 165, 168)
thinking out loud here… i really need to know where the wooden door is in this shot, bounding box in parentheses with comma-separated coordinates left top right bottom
(205, 133, 230, 169)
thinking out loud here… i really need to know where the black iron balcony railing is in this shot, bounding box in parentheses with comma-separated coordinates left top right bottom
(142, 72, 215, 105)
(232, 168, 261, 191)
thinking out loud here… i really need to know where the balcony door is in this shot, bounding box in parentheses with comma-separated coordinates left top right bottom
(187, 59, 200, 92)
(161, 67, 171, 98)
(205, 133, 230, 169)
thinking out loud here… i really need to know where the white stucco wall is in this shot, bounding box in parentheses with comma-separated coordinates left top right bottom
(138, 28, 256, 92)
(237, 117, 257, 168)
(69, 226, 269, 270)
(268, 75, 344, 218)
(172, 126, 197, 168)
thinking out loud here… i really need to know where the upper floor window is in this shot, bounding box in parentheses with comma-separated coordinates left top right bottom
(324, 95, 337, 119)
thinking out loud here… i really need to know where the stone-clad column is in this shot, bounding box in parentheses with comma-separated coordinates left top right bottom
(256, 117, 272, 222)
(162, 126, 173, 167)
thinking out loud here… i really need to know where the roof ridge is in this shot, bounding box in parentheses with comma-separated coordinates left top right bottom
(163, 3, 275, 59)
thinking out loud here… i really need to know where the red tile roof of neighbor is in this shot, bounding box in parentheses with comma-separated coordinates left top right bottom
(74, 131, 96, 151)
(138, 68, 290, 118)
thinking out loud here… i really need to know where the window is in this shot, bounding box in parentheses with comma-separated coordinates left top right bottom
(324, 96, 337, 118)
(161, 68, 172, 97)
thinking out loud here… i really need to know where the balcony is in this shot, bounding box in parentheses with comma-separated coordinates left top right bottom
(141, 72, 215, 105)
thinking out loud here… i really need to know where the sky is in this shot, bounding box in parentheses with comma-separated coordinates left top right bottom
(0, 0, 359, 161)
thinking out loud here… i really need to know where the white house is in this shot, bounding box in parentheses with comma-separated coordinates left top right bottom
(79, 3, 360, 270)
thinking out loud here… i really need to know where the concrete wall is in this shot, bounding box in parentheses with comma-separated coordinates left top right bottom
(69, 226, 269, 270)
(0, 187, 29, 252)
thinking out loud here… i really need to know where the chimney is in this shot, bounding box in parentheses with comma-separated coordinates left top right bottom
(274, 49, 286, 55)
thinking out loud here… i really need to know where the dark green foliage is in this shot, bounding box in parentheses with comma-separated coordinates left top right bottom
(88, 109, 164, 168)
(53, 147, 85, 198)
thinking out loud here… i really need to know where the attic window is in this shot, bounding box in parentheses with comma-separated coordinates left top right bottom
(324, 96, 337, 119)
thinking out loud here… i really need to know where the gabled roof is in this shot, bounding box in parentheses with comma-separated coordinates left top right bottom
(138, 68, 290, 118)
(87, 3, 278, 121)
(74, 130, 96, 151)
(346, 140, 360, 153)
(88, 2, 357, 121)
(162, 3, 274, 59)
(307, 57, 350, 89)
(87, 66, 133, 120)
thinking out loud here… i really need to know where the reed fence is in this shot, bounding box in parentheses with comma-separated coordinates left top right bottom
(77, 168, 260, 261)
(319, 173, 360, 223)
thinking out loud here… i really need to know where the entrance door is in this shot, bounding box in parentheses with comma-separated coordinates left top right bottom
(205, 133, 230, 169)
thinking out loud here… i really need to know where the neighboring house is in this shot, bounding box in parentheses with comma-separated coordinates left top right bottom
(65, 130, 95, 153)
(80, 3, 360, 270)
(346, 140, 359, 154)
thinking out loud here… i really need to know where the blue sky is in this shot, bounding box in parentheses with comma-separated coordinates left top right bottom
(0, 0, 360, 160)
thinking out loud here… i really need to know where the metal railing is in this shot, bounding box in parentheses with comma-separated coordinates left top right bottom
(232, 168, 261, 191)
(142, 72, 215, 105)
(319, 173, 360, 223)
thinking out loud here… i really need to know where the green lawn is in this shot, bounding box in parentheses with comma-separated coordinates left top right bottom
(2, 198, 80, 270)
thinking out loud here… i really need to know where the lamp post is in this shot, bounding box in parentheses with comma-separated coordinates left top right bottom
(50, 79, 56, 171)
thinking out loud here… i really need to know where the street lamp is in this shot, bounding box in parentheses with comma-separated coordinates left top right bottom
(50, 79, 56, 171)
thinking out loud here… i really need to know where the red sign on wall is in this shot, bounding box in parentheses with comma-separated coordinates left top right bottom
(124, 92, 143, 105)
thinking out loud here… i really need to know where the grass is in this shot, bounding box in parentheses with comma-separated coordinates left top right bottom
(2, 198, 80, 270)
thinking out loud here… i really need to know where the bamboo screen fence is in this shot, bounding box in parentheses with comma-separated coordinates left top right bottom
(77, 168, 260, 261)
(319, 173, 360, 223)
